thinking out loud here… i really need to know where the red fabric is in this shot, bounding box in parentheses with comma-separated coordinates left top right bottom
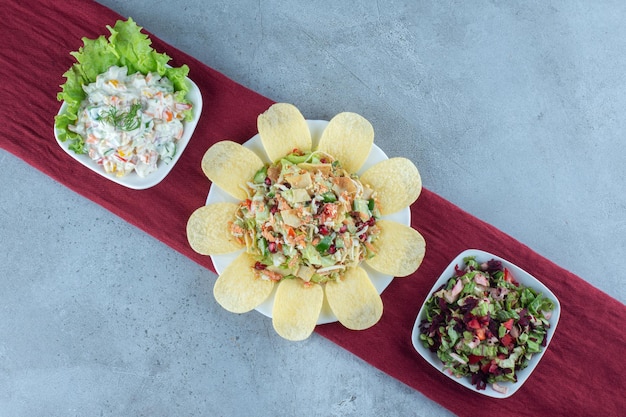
(1, 1, 624, 416)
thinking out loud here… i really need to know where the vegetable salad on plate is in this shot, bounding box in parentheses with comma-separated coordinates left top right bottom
(230, 149, 381, 285)
(418, 256, 555, 394)
(187, 103, 427, 341)
(55, 17, 193, 178)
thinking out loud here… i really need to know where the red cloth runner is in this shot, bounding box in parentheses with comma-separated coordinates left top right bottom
(2, 1, 624, 416)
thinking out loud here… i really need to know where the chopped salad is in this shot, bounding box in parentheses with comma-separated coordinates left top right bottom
(418, 256, 555, 394)
(230, 149, 381, 284)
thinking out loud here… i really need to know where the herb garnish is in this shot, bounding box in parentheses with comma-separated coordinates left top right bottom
(97, 103, 143, 131)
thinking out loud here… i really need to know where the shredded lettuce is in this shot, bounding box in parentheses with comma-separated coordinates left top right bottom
(55, 17, 191, 154)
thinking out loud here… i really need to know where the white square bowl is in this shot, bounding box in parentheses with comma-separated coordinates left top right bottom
(54, 76, 202, 190)
(411, 249, 561, 398)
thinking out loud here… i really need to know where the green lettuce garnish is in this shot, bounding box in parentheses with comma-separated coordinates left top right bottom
(55, 17, 191, 154)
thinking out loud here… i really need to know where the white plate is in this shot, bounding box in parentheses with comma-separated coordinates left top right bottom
(411, 249, 561, 398)
(54, 77, 203, 190)
(206, 120, 411, 324)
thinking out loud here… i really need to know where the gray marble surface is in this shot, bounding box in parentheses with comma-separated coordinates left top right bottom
(1, 1, 625, 416)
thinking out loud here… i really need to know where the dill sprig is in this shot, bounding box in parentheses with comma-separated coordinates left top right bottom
(97, 103, 143, 131)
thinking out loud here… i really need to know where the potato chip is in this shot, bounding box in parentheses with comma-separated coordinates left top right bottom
(272, 279, 323, 341)
(186, 203, 242, 255)
(325, 266, 383, 330)
(317, 112, 374, 173)
(201, 140, 264, 200)
(257, 103, 312, 162)
(366, 219, 426, 277)
(213, 252, 275, 313)
(360, 157, 422, 215)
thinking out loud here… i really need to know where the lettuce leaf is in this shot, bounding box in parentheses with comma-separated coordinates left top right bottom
(55, 17, 191, 153)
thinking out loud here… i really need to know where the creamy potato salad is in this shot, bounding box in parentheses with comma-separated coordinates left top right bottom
(70, 65, 191, 177)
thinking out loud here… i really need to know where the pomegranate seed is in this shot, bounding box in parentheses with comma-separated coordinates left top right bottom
(339, 225, 348, 233)
(268, 242, 277, 253)
(319, 225, 329, 235)
(264, 177, 272, 186)
(254, 262, 266, 270)
(328, 245, 337, 254)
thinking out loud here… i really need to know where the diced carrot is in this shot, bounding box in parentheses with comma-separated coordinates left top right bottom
(475, 328, 486, 341)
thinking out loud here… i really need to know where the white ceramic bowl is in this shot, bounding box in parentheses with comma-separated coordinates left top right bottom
(206, 120, 411, 324)
(411, 249, 560, 398)
(54, 76, 202, 190)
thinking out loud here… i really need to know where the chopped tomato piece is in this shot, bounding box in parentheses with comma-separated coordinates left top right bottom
(467, 318, 481, 330)
(481, 360, 497, 374)
(468, 354, 483, 364)
(504, 268, 518, 285)
(500, 333, 514, 347)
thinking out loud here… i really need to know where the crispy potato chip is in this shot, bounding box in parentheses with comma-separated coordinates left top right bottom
(360, 157, 422, 215)
(366, 219, 426, 277)
(201, 141, 264, 200)
(325, 267, 383, 330)
(186, 203, 242, 255)
(272, 279, 323, 341)
(213, 252, 275, 314)
(257, 103, 312, 162)
(317, 112, 374, 173)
